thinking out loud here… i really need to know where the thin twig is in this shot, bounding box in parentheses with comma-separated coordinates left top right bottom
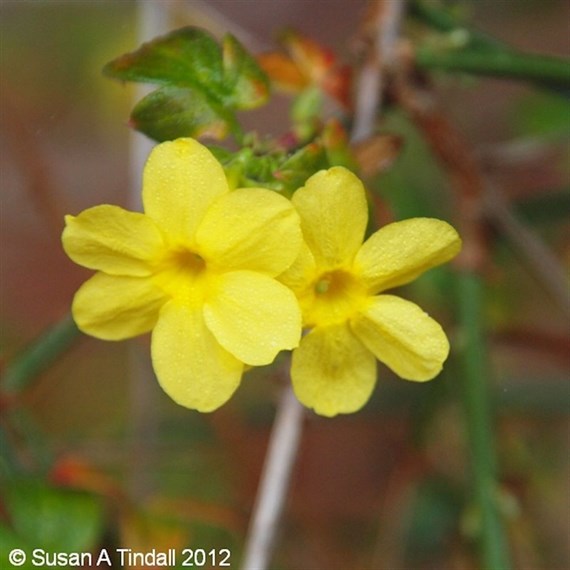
(240, 382, 305, 570)
(351, 0, 407, 142)
(484, 183, 570, 318)
(242, 3, 408, 568)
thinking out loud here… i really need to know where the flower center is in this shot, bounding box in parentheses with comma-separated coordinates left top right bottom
(153, 246, 210, 305)
(302, 268, 367, 327)
(170, 248, 206, 276)
(314, 270, 352, 296)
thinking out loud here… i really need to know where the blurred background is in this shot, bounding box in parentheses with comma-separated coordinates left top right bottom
(1, 1, 569, 569)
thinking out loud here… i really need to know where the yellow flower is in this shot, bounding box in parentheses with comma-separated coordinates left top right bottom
(62, 138, 302, 412)
(280, 167, 462, 417)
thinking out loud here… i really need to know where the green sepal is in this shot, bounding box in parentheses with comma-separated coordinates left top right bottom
(211, 146, 285, 191)
(209, 139, 334, 195)
(274, 142, 330, 194)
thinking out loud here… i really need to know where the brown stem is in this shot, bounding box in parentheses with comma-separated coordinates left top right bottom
(351, 0, 407, 142)
(0, 89, 67, 240)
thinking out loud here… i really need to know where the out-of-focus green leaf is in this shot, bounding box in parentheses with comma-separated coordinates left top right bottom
(2, 479, 105, 553)
(404, 478, 463, 561)
(222, 34, 270, 109)
(0, 426, 19, 477)
(3, 408, 53, 474)
(291, 87, 323, 140)
(0, 525, 35, 570)
(512, 93, 570, 137)
(131, 86, 233, 142)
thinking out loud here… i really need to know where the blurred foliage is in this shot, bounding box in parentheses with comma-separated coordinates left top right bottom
(0, 479, 104, 570)
(512, 92, 570, 136)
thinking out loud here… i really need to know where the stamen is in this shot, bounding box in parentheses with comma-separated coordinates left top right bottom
(315, 277, 331, 294)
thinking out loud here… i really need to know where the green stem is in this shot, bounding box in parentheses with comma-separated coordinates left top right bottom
(456, 271, 511, 570)
(409, 0, 504, 48)
(416, 46, 570, 90)
(409, 0, 570, 90)
(2, 314, 80, 395)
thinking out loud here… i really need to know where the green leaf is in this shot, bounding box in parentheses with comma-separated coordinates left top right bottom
(104, 27, 270, 142)
(3, 479, 105, 553)
(0, 525, 35, 570)
(103, 27, 224, 95)
(291, 87, 323, 125)
(104, 27, 269, 110)
(131, 86, 233, 142)
(222, 34, 270, 109)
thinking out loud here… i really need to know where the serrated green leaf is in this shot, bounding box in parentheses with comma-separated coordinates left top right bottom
(103, 27, 224, 95)
(3, 479, 105, 553)
(130, 86, 232, 142)
(222, 34, 270, 109)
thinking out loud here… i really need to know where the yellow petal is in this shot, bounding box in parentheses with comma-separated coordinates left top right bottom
(196, 188, 302, 276)
(203, 271, 301, 366)
(291, 323, 377, 417)
(354, 218, 461, 293)
(62, 205, 165, 276)
(72, 273, 166, 340)
(142, 138, 228, 243)
(292, 166, 368, 268)
(277, 241, 316, 295)
(351, 295, 450, 381)
(151, 300, 243, 411)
